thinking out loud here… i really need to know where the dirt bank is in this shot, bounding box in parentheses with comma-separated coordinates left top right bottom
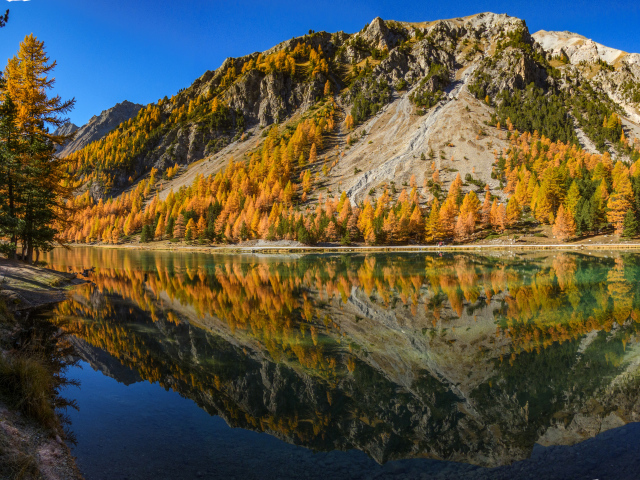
(0, 259, 86, 313)
(0, 259, 85, 480)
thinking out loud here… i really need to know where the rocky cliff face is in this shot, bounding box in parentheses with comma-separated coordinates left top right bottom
(58, 100, 143, 158)
(533, 29, 640, 122)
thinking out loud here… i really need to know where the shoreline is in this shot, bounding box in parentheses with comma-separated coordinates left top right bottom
(0, 259, 85, 480)
(63, 241, 640, 255)
(0, 258, 88, 313)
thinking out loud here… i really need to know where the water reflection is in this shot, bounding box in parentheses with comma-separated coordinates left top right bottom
(44, 248, 640, 467)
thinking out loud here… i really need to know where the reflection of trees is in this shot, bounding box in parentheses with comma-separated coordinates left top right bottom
(45, 250, 640, 363)
(497, 254, 640, 357)
(44, 249, 640, 465)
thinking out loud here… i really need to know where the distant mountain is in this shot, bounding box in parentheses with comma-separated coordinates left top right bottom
(52, 121, 79, 154)
(56, 100, 143, 158)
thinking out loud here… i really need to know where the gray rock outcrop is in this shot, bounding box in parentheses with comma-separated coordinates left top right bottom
(57, 100, 143, 158)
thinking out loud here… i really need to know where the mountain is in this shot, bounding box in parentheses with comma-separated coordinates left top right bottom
(52, 121, 79, 154)
(56, 100, 143, 158)
(57, 12, 640, 246)
(65, 13, 640, 200)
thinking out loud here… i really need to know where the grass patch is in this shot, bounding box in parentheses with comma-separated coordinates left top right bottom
(485, 233, 506, 240)
(0, 354, 58, 430)
(49, 277, 65, 288)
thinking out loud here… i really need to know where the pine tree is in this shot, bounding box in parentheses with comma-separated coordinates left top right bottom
(622, 210, 638, 238)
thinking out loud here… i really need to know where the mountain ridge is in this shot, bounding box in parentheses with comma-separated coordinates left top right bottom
(55, 100, 143, 158)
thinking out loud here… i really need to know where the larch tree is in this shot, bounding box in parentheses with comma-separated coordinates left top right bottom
(173, 213, 186, 239)
(505, 197, 521, 226)
(154, 216, 165, 240)
(607, 173, 633, 235)
(424, 198, 442, 242)
(481, 186, 491, 225)
(409, 205, 424, 241)
(323, 80, 332, 97)
(552, 204, 576, 241)
(1, 34, 75, 262)
(438, 197, 457, 238)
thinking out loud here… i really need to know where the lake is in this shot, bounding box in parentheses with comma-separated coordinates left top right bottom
(40, 247, 640, 479)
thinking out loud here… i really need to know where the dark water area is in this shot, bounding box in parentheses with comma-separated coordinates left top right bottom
(42, 247, 640, 479)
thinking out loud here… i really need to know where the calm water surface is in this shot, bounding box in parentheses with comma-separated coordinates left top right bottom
(41, 248, 640, 479)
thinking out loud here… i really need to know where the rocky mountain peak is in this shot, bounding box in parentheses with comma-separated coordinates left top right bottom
(57, 100, 144, 158)
(360, 17, 401, 50)
(533, 30, 627, 65)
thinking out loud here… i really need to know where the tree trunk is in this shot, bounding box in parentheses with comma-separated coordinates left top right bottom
(26, 240, 33, 265)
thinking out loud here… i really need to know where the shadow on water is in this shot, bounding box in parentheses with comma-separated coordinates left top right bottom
(38, 247, 640, 479)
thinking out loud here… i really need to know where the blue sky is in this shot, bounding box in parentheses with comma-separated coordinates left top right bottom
(2, 0, 639, 126)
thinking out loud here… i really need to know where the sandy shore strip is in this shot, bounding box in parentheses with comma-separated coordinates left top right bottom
(64, 240, 640, 255)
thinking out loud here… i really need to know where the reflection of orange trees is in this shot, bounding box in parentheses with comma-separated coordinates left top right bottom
(48, 249, 640, 364)
(498, 254, 640, 357)
(608, 258, 633, 324)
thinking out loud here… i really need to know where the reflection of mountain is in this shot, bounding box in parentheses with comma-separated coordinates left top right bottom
(69, 336, 142, 386)
(46, 249, 640, 467)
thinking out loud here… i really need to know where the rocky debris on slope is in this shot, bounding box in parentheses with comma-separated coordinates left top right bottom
(58, 100, 143, 158)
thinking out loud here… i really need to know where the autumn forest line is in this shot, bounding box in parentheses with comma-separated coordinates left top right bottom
(2, 30, 640, 263)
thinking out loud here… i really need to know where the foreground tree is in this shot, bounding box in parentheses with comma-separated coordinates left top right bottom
(0, 34, 75, 262)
